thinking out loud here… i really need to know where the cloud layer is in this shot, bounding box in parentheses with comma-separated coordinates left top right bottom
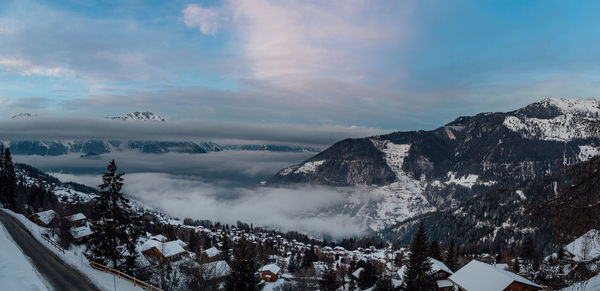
(52, 171, 366, 239)
(0, 117, 389, 146)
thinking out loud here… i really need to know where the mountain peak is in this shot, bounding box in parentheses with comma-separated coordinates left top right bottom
(539, 97, 600, 117)
(105, 111, 166, 122)
(11, 113, 38, 119)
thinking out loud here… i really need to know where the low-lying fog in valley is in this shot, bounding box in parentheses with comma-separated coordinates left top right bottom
(16, 151, 367, 239)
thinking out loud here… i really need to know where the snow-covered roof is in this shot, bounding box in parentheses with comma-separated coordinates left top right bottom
(68, 213, 86, 221)
(260, 263, 281, 274)
(34, 210, 57, 225)
(565, 229, 600, 262)
(139, 239, 186, 258)
(70, 225, 93, 239)
(352, 267, 365, 278)
(448, 260, 542, 291)
(149, 234, 167, 242)
(202, 260, 232, 280)
(203, 247, 221, 258)
(430, 258, 453, 275)
(437, 279, 453, 288)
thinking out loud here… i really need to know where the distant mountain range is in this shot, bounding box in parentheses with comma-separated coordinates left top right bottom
(266, 98, 600, 234)
(3, 140, 320, 156)
(105, 111, 166, 122)
(4, 111, 320, 155)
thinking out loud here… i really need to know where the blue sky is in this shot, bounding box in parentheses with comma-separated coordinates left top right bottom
(1, 0, 600, 131)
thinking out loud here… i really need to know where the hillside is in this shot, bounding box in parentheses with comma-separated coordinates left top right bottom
(266, 98, 600, 231)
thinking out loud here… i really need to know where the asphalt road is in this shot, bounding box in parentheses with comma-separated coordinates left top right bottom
(0, 210, 100, 291)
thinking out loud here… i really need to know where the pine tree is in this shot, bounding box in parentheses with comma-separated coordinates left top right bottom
(348, 276, 357, 291)
(319, 265, 341, 291)
(444, 239, 457, 271)
(404, 222, 434, 291)
(429, 239, 442, 261)
(512, 257, 521, 273)
(86, 160, 142, 273)
(357, 261, 378, 289)
(0, 147, 17, 210)
(288, 253, 298, 274)
(302, 245, 316, 269)
(374, 275, 393, 291)
(225, 236, 263, 291)
(188, 230, 199, 253)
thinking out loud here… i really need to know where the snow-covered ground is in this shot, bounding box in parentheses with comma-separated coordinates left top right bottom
(561, 273, 600, 291)
(1, 208, 143, 291)
(0, 222, 49, 290)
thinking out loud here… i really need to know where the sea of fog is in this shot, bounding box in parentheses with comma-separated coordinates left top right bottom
(14, 151, 366, 239)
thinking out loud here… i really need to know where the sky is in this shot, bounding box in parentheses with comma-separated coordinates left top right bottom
(2, 0, 600, 131)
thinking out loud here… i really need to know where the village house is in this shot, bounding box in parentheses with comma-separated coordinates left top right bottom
(201, 246, 222, 262)
(430, 258, 454, 291)
(448, 260, 543, 291)
(201, 260, 232, 283)
(68, 213, 87, 227)
(70, 224, 93, 244)
(139, 239, 187, 262)
(260, 263, 281, 282)
(29, 209, 58, 227)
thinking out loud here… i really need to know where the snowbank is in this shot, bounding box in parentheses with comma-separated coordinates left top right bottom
(0, 222, 49, 290)
(1, 208, 142, 291)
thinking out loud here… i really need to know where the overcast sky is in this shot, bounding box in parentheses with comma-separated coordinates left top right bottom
(2, 1, 599, 131)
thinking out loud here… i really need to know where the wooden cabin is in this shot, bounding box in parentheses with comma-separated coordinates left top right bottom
(68, 213, 87, 227)
(260, 264, 281, 282)
(430, 258, 454, 291)
(29, 210, 58, 227)
(140, 239, 187, 262)
(448, 260, 543, 291)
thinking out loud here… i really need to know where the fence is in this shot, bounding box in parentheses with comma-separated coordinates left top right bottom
(89, 261, 163, 291)
(41, 233, 65, 254)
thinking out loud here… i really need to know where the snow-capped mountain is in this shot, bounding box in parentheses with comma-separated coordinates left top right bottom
(5, 140, 223, 155)
(11, 113, 38, 119)
(4, 140, 320, 156)
(266, 98, 600, 231)
(105, 111, 166, 122)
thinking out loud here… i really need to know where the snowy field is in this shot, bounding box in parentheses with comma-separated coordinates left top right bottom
(1, 208, 143, 291)
(0, 222, 49, 290)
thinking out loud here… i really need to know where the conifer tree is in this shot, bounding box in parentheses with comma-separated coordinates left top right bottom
(404, 222, 434, 291)
(225, 236, 263, 291)
(444, 239, 457, 271)
(319, 265, 341, 291)
(429, 239, 442, 261)
(357, 261, 378, 289)
(0, 147, 17, 210)
(374, 275, 393, 291)
(302, 245, 317, 269)
(348, 276, 357, 291)
(86, 160, 142, 273)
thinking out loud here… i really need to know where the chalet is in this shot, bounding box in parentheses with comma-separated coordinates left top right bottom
(139, 239, 187, 261)
(260, 263, 281, 282)
(70, 224, 93, 243)
(448, 260, 543, 291)
(149, 234, 168, 242)
(29, 210, 58, 227)
(68, 213, 87, 227)
(565, 229, 600, 262)
(430, 258, 454, 291)
(201, 260, 232, 282)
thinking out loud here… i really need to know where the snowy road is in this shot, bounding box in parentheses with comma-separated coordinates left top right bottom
(0, 210, 100, 291)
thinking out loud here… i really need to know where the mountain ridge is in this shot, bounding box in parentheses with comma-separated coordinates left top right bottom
(265, 97, 600, 231)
